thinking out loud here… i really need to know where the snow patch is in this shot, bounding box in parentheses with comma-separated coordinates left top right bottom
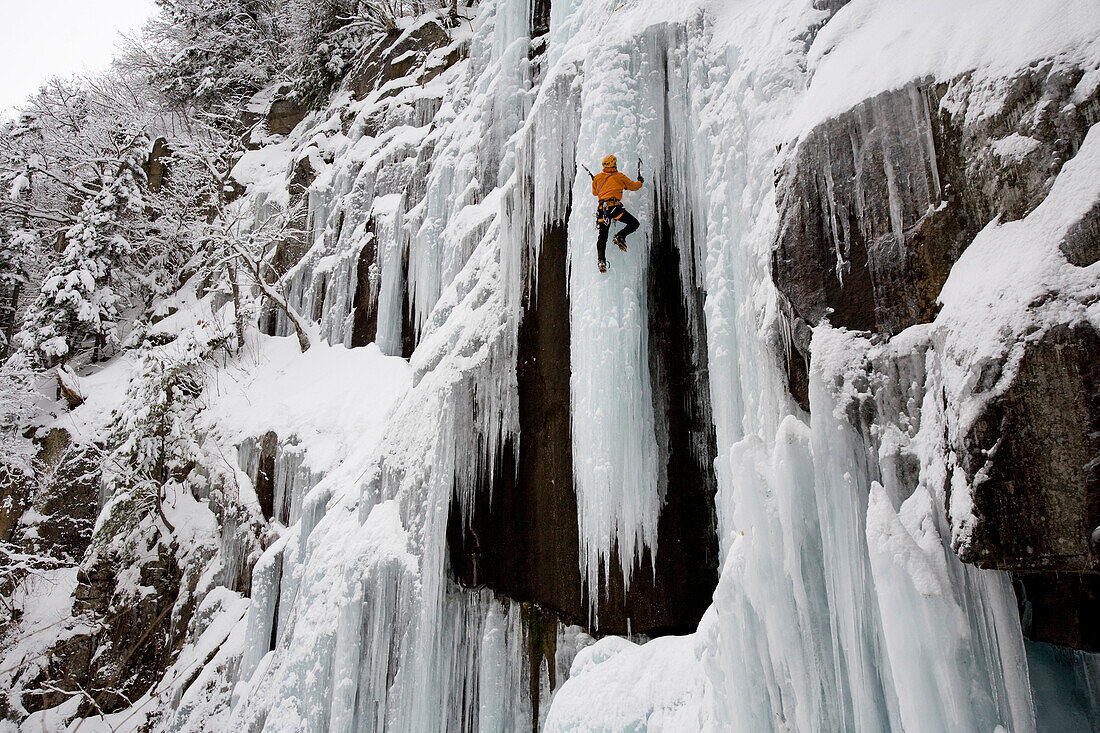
(792, 0, 1100, 134)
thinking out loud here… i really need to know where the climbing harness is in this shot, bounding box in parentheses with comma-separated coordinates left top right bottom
(596, 200, 624, 230)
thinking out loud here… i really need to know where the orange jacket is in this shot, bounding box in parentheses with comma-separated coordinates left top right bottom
(592, 168, 642, 202)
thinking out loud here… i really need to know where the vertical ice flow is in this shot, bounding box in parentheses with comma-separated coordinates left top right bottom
(406, 0, 534, 336)
(237, 538, 284, 689)
(227, 2, 592, 731)
(807, 338, 903, 731)
(568, 28, 663, 609)
(211, 1, 1100, 731)
(548, 2, 1051, 731)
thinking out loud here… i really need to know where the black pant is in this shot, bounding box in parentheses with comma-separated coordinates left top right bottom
(596, 203, 639, 261)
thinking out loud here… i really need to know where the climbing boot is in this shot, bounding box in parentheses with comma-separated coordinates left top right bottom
(613, 234, 628, 252)
(598, 259, 608, 273)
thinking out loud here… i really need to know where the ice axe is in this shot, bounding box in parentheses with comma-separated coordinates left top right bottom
(637, 157, 644, 184)
(581, 163, 596, 180)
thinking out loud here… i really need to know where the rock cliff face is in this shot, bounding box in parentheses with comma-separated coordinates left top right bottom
(202, 2, 1100, 727)
(959, 323, 1099, 576)
(447, 221, 584, 626)
(1, 430, 174, 718)
(5, 1, 1100, 731)
(447, 208, 720, 635)
(0, 430, 96, 560)
(961, 322, 1100, 650)
(773, 59, 1100, 650)
(775, 63, 1099, 340)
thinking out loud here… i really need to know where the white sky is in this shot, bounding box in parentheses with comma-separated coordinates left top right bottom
(0, 0, 155, 116)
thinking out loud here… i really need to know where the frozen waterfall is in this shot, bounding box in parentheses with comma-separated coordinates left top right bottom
(157, 1, 1100, 732)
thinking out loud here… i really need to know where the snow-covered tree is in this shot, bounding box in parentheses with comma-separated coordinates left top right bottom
(113, 329, 222, 483)
(105, 321, 233, 534)
(144, 0, 284, 112)
(284, 0, 443, 103)
(0, 74, 196, 363)
(16, 130, 151, 362)
(230, 209, 314, 352)
(0, 352, 40, 498)
(0, 227, 34, 357)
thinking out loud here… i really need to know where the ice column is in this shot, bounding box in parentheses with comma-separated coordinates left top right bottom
(406, 0, 534, 335)
(567, 27, 667, 606)
(807, 336, 903, 731)
(237, 537, 285, 687)
(371, 193, 407, 355)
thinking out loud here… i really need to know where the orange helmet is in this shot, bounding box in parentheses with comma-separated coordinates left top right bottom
(602, 154, 617, 169)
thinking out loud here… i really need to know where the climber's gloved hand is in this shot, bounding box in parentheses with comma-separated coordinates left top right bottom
(638, 173, 645, 184)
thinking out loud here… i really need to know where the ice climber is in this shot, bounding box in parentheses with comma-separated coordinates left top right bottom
(591, 154, 643, 273)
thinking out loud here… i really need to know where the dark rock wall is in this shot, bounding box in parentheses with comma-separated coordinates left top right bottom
(447, 219, 584, 625)
(775, 63, 1100, 340)
(347, 20, 453, 101)
(145, 137, 170, 193)
(350, 231, 380, 347)
(0, 428, 98, 682)
(772, 60, 1100, 652)
(958, 324, 1100, 576)
(1061, 198, 1100, 267)
(957, 323, 1100, 650)
(643, 123, 720, 634)
(449, 90, 721, 634)
(531, 0, 552, 38)
(400, 259, 418, 359)
(254, 430, 279, 521)
(774, 83, 946, 335)
(17, 509, 184, 716)
(0, 470, 28, 546)
(23, 431, 100, 565)
(1016, 574, 1100, 652)
(267, 86, 308, 136)
(70, 538, 183, 713)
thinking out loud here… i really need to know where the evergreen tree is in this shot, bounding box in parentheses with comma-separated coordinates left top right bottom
(149, 0, 283, 111)
(0, 226, 33, 356)
(112, 331, 210, 486)
(16, 130, 151, 362)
